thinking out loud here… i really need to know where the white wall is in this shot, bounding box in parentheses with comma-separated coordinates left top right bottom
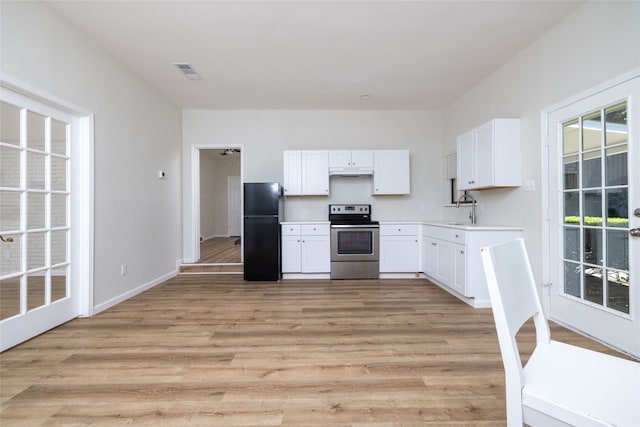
(442, 1, 640, 283)
(182, 110, 443, 261)
(1, 2, 183, 309)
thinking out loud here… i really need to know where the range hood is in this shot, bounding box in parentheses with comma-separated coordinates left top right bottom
(329, 167, 374, 176)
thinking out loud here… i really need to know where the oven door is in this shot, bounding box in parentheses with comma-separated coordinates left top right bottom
(330, 224, 380, 262)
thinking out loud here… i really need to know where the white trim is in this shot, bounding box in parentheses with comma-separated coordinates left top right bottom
(0, 73, 91, 116)
(76, 115, 95, 317)
(543, 68, 640, 115)
(92, 269, 178, 315)
(190, 146, 201, 262)
(540, 110, 551, 317)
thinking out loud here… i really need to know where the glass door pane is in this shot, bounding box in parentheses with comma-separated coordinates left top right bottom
(561, 101, 630, 315)
(0, 100, 72, 320)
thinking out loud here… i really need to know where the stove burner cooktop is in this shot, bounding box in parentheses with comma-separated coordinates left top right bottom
(329, 204, 375, 224)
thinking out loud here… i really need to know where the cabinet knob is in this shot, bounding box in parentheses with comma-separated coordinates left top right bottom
(431, 243, 436, 246)
(398, 228, 401, 232)
(455, 234, 459, 238)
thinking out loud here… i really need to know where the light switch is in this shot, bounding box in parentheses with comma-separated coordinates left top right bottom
(524, 179, 535, 192)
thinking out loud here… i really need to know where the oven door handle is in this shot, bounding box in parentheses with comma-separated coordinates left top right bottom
(330, 224, 379, 229)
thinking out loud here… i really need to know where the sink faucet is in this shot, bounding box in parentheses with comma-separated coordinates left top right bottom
(456, 193, 477, 224)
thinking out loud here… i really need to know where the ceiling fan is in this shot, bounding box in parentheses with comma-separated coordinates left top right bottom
(220, 148, 240, 156)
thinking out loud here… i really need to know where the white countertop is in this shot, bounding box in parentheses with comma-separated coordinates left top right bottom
(283, 220, 521, 231)
(421, 220, 523, 231)
(281, 221, 330, 224)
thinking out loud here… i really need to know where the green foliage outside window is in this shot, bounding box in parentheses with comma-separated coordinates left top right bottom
(564, 216, 629, 226)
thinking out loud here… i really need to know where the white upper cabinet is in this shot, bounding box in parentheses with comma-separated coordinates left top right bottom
(283, 150, 329, 196)
(302, 150, 329, 195)
(456, 118, 521, 190)
(283, 150, 303, 196)
(372, 150, 410, 195)
(329, 150, 374, 170)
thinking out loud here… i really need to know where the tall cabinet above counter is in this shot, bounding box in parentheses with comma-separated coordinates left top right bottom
(283, 149, 410, 196)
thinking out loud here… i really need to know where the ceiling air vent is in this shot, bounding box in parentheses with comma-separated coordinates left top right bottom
(174, 63, 201, 80)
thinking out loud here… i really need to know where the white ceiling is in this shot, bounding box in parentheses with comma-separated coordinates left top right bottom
(44, 0, 583, 110)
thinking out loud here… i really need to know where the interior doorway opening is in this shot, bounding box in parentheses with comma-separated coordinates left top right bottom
(189, 146, 243, 267)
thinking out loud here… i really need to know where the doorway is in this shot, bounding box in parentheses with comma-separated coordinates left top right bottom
(192, 146, 243, 265)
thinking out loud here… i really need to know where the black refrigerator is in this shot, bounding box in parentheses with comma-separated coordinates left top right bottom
(243, 182, 283, 281)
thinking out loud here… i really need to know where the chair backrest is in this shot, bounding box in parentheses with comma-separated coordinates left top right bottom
(480, 238, 551, 383)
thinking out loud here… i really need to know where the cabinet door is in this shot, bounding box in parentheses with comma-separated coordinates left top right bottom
(302, 150, 329, 195)
(422, 236, 437, 276)
(452, 243, 467, 295)
(434, 239, 453, 287)
(328, 150, 351, 168)
(301, 235, 330, 273)
(351, 150, 374, 168)
(282, 234, 301, 273)
(473, 121, 494, 188)
(380, 235, 419, 272)
(373, 150, 410, 195)
(283, 151, 302, 196)
(456, 131, 476, 190)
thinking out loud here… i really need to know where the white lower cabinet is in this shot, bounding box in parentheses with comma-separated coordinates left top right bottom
(452, 243, 466, 295)
(380, 224, 419, 273)
(421, 224, 522, 307)
(422, 234, 453, 287)
(281, 223, 330, 274)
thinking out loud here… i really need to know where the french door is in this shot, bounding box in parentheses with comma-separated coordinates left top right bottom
(547, 73, 639, 357)
(0, 86, 88, 352)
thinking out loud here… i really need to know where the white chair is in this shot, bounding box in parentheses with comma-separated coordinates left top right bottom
(480, 238, 640, 427)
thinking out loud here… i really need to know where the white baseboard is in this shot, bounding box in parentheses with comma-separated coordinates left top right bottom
(282, 273, 330, 280)
(379, 273, 423, 279)
(424, 276, 490, 308)
(92, 267, 178, 315)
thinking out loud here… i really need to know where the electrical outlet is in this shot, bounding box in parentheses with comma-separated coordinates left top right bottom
(120, 264, 127, 276)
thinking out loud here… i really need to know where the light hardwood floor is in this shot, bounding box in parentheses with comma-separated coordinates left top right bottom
(199, 237, 241, 263)
(0, 276, 628, 426)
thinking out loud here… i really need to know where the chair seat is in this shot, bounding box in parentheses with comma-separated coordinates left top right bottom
(523, 340, 640, 426)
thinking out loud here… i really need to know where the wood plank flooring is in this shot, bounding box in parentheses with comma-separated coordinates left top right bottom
(0, 276, 628, 426)
(199, 237, 241, 263)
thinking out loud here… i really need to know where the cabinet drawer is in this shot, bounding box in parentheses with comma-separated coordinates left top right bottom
(301, 224, 329, 235)
(451, 230, 466, 244)
(282, 224, 301, 235)
(423, 225, 451, 241)
(381, 224, 418, 236)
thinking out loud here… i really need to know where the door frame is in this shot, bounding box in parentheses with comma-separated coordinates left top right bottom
(227, 175, 241, 237)
(1, 74, 94, 351)
(189, 144, 244, 263)
(541, 68, 639, 356)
